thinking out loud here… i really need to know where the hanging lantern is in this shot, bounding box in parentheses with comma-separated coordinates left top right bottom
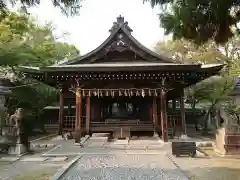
(124, 90, 127, 96)
(148, 89, 151, 96)
(82, 89, 85, 97)
(141, 89, 145, 97)
(154, 89, 157, 96)
(88, 90, 91, 97)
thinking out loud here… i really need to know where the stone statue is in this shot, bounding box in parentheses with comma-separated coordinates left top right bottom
(1, 108, 29, 155)
(9, 108, 24, 143)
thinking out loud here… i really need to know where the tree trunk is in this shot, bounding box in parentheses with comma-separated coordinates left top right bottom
(191, 99, 198, 131)
(203, 106, 214, 134)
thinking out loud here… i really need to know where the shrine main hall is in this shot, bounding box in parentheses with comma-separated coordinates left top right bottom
(21, 16, 223, 142)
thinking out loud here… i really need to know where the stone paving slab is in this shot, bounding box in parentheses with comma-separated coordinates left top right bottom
(48, 157, 68, 162)
(128, 145, 147, 149)
(20, 157, 49, 162)
(129, 140, 162, 145)
(90, 136, 108, 140)
(91, 133, 110, 137)
(113, 139, 129, 145)
(0, 157, 20, 162)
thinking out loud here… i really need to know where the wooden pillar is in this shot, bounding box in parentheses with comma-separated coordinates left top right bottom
(152, 97, 158, 136)
(75, 87, 82, 143)
(180, 91, 186, 134)
(160, 88, 168, 142)
(58, 88, 64, 135)
(86, 95, 91, 135)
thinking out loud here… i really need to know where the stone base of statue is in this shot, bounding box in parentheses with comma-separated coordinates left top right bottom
(8, 143, 28, 155)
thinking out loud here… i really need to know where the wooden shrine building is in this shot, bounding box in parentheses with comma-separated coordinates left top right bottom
(20, 16, 224, 142)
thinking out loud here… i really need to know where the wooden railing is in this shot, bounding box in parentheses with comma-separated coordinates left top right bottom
(90, 120, 154, 131)
(62, 114, 181, 131)
(63, 116, 85, 130)
(168, 114, 180, 128)
(155, 114, 181, 128)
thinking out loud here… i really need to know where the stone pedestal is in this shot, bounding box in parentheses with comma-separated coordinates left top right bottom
(8, 144, 27, 155)
(214, 126, 240, 156)
(153, 131, 159, 138)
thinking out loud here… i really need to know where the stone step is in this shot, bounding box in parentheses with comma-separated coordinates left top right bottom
(47, 156, 68, 162)
(31, 144, 56, 148)
(20, 157, 49, 162)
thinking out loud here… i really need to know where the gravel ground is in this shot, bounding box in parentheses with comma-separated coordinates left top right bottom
(60, 154, 189, 180)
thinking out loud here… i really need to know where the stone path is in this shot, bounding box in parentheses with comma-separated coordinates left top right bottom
(45, 136, 167, 155)
(0, 136, 73, 180)
(0, 161, 62, 180)
(58, 136, 189, 180)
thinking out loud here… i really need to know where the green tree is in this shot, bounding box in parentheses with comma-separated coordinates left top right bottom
(154, 39, 228, 64)
(0, 11, 79, 131)
(0, 12, 79, 68)
(154, 38, 237, 132)
(0, 0, 82, 16)
(144, 0, 240, 44)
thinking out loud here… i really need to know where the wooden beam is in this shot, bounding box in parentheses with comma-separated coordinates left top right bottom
(58, 88, 64, 135)
(86, 95, 91, 135)
(75, 87, 82, 143)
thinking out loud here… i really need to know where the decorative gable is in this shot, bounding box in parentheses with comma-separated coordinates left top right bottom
(62, 16, 174, 65)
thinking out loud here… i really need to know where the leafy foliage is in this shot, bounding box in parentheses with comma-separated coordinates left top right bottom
(225, 102, 240, 124)
(0, 11, 79, 129)
(154, 39, 228, 64)
(144, 0, 240, 44)
(0, 12, 79, 67)
(154, 38, 239, 130)
(0, 0, 82, 16)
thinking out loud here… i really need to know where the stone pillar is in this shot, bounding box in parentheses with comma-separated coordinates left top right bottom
(58, 88, 64, 135)
(160, 88, 168, 142)
(75, 87, 82, 143)
(86, 95, 91, 135)
(180, 91, 186, 135)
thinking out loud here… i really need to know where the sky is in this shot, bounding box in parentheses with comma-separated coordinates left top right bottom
(26, 0, 170, 55)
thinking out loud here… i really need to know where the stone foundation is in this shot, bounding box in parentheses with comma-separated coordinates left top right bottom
(214, 126, 240, 156)
(8, 143, 28, 155)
